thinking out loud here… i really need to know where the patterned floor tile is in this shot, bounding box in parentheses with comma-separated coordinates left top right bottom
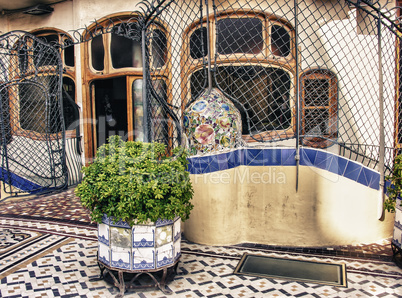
(0, 218, 97, 241)
(0, 188, 402, 297)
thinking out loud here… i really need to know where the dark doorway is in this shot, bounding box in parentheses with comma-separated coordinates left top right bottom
(92, 77, 128, 149)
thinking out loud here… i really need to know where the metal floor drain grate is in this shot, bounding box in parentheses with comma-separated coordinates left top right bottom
(234, 253, 347, 287)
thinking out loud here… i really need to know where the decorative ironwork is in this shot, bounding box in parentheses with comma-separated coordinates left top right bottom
(157, 0, 400, 175)
(96, 258, 180, 297)
(2, 0, 402, 195)
(0, 31, 67, 196)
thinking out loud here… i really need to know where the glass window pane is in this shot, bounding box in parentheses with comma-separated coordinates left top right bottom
(20, 76, 61, 133)
(91, 35, 104, 71)
(150, 80, 168, 145)
(0, 85, 12, 145)
(304, 108, 329, 135)
(303, 79, 330, 107)
(111, 33, 142, 68)
(64, 44, 75, 67)
(301, 71, 338, 142)
(190, 68, 208, 100)
(132, 79, 144, 141)
(271, 25, 290, 57)
(152, 29, 167, 68)
(34, 34, 59, 67)
(190, 27, 208, 59)
(191, 66, 291, 134)
(18, 44, 29, 74)
(37, 34, 59, 45)
(217, 18, 263, 54)
(62, 77, 79, 131)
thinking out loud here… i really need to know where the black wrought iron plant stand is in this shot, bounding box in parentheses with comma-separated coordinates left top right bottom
(97, 258, 180, 297)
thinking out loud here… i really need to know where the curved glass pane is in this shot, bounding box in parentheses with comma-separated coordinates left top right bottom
(20, 75, 62, 133)
(91, 35, 104, 71)
(62, 77, 79, 131)
(191, 66, 291, 134)
(34, 34, 59, 67)
(64, 44, 75, 67)
(132, 79, 144, 141)
(190, 27, 208, 59)
(271, 25, 290, 57)
(217, 18, 263, 55)
(111, 33, 142, 68)
(150, 80, 168, 145)
(152, 29, 167, 68)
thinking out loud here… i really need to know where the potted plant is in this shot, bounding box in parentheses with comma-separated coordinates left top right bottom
(385, 154, 402, 268)
(75, 135, 194, 273)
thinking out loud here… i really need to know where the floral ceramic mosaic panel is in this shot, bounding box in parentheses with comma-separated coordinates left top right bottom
(155, 225, 173, 247)
(110, 227, 132, 269)
(184, 88, 243, 155)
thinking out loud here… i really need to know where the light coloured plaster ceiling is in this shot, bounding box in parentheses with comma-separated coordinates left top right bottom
(0, 0, 65, 13)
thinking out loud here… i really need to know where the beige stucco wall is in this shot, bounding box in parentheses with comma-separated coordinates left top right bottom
(184, 165, 394, 246)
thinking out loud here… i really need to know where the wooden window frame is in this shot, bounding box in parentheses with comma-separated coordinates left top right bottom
(394, 2, 402, 156)
(7, 29, 76, 141)
(31, 29, 77, 138)
(30, 28, 75, 77)
(82, 13, 173, 160)
(181, 10, 296, 142)
(85, 15, 169, 77)
(300, 69, 338, 148)
(395, 30, 402, 154)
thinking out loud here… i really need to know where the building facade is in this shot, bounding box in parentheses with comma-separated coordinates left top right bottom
(0, 0, 400, 246)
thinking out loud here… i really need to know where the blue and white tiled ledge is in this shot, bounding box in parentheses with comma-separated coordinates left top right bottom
(187, 147, 380, 190)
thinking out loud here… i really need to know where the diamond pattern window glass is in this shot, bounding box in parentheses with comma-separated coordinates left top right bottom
(301, 70, 338, 148)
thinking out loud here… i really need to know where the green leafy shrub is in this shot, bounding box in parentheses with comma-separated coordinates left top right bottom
(75, 136, 194, 225)
(385, 154, 402, 212)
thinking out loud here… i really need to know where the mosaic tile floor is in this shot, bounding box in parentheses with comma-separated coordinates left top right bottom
(0, 188, 402, 297)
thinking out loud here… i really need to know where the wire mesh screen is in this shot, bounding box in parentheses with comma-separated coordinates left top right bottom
(0, 31, 67, 195)
(142, 0, 400, 174)
(1, 0, 399, 196)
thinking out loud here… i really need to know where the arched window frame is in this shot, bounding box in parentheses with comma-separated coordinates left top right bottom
(81, 12, 172, 159)
(182, 10, 297, 142)
(6, 29, 75, 141)
(300, 68, 338, 148)
(30, 28, 78, 138)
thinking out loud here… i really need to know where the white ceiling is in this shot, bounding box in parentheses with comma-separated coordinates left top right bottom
(0, 0, 62, 12)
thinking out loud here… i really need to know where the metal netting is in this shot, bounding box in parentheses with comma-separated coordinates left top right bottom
(1, 0, 401, 197)
(0, 31, 67, 195)
(141, 0, 400, 175)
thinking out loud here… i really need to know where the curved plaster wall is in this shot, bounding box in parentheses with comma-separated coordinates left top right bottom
(183, 148, 394, 247)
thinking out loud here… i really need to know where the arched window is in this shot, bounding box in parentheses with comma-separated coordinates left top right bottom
(5, 29, 76, 140)
(300, 69, 338, 148)
(82, 14, 170, 158)
(182, 11, 296, 142)
(29, 29, 78, 137)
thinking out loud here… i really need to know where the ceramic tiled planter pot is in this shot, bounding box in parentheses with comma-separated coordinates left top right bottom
(393, 198, 402, 251)
(97, 215, 181, 271)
